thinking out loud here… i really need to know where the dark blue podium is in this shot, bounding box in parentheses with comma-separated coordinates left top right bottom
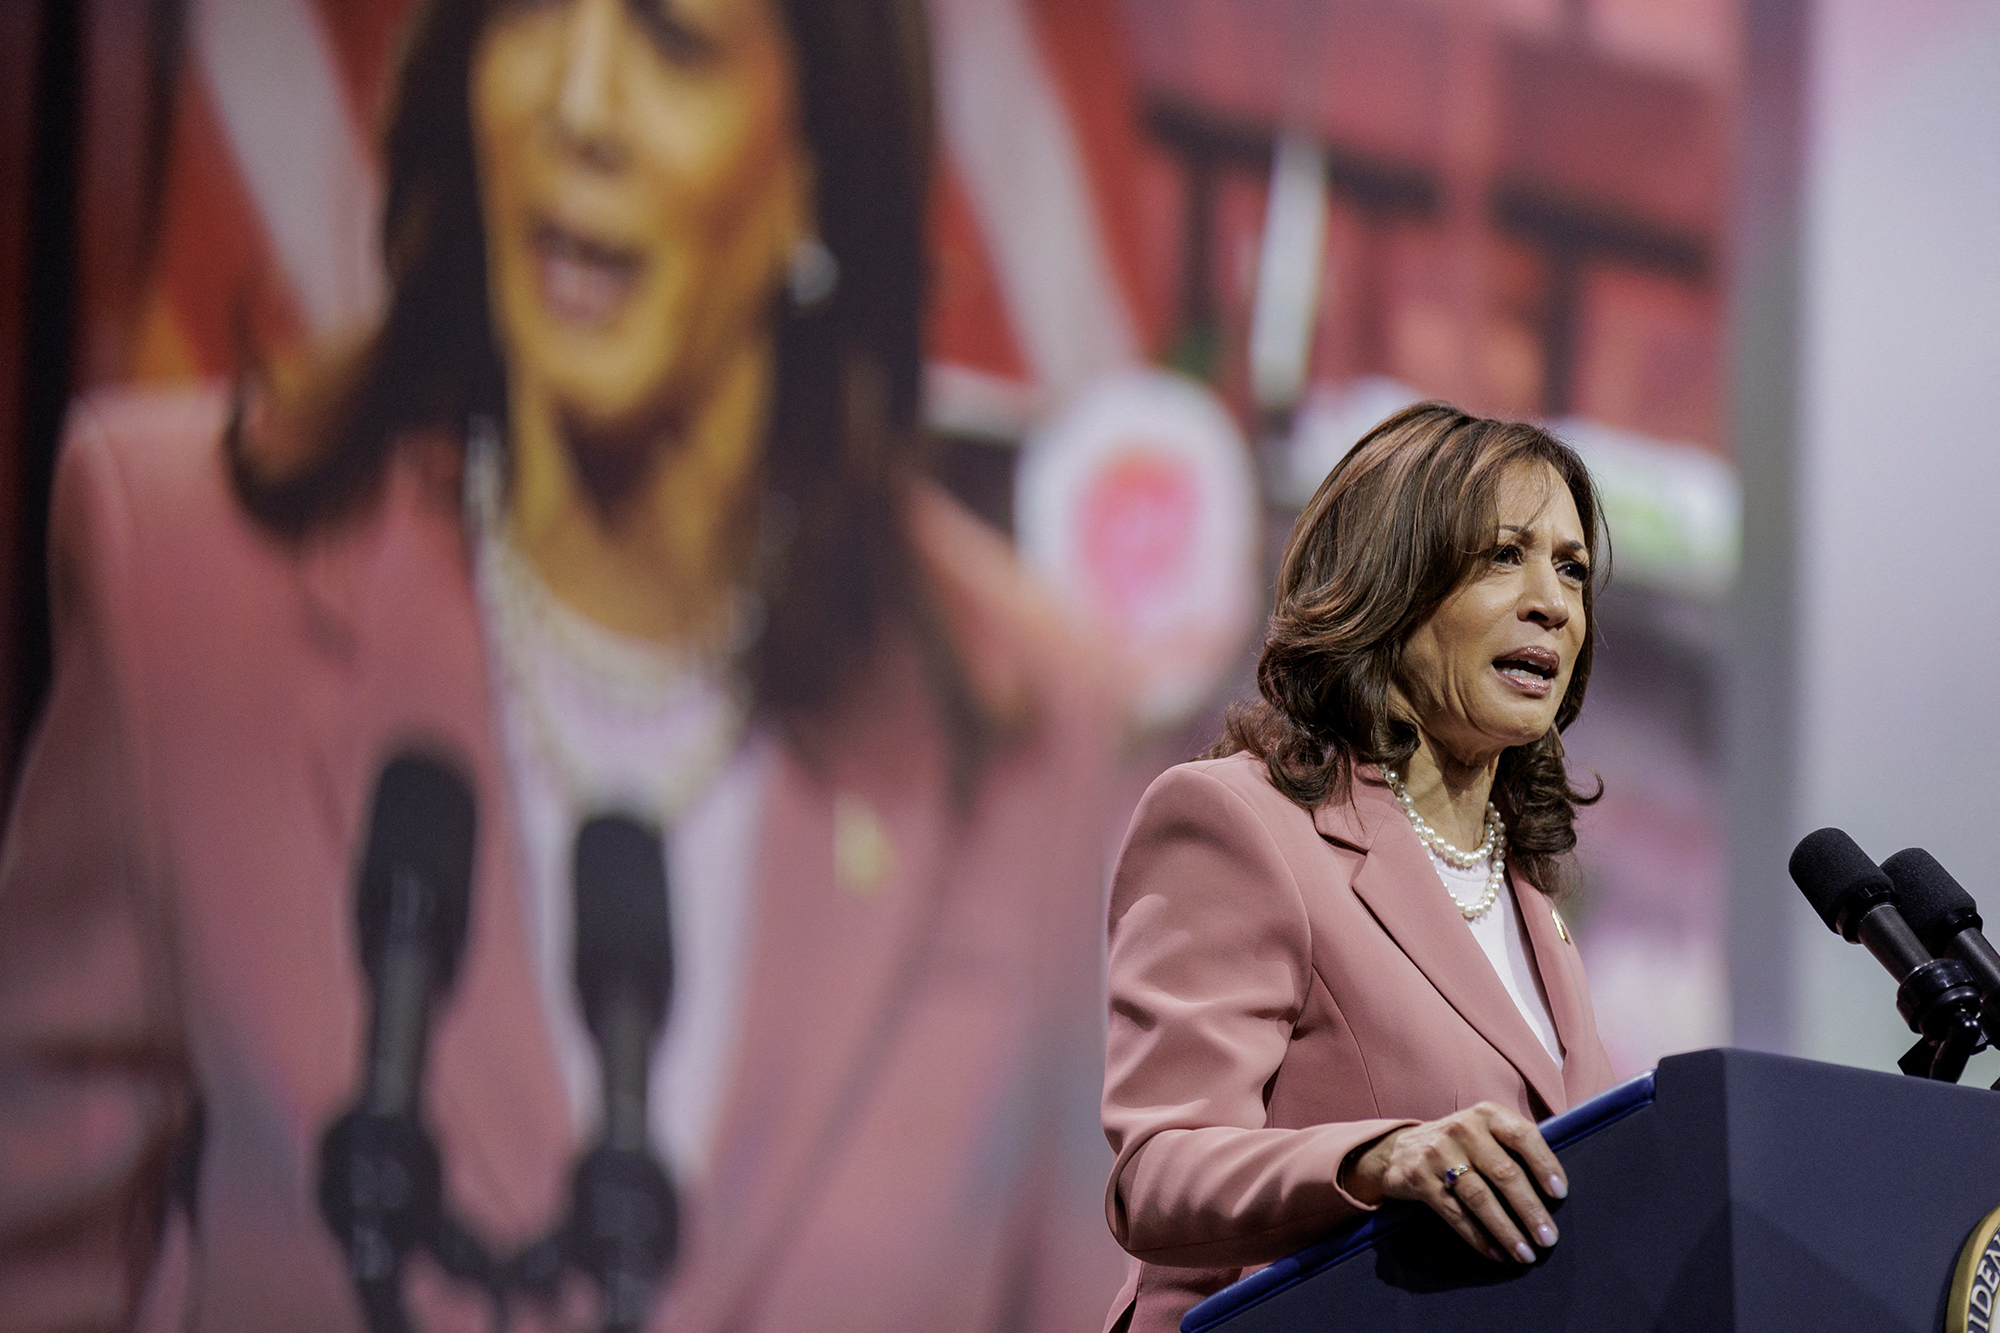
(1184, 1048, 2000, 1332)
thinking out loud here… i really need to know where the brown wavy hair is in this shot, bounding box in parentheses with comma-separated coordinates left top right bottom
(225, 0, 933, 722)
(1212, 402, 1605, 898)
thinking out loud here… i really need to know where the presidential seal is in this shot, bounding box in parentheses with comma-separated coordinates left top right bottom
(1948, 1203, 2000, 1333)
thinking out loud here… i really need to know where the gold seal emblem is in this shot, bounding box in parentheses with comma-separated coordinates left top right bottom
(1948, 1203, 2000, 1333)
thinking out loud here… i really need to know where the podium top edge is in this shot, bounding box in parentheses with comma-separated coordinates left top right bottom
(1179, 1068, 1661, 1333)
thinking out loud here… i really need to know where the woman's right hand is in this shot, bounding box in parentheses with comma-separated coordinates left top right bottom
(1338, 1103, 1568, 1265)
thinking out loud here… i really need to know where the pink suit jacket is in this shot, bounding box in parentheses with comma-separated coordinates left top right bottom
(1100, 751, 1616, 1333)
(0, 385, 1127, 1331)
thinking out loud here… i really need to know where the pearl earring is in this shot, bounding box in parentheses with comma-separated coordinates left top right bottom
(787, 236, 839, 310)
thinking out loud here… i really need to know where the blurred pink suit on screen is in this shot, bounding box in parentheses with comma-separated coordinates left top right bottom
(1100, 752, 1618, 1333)
(0, 386, 1124, 1332)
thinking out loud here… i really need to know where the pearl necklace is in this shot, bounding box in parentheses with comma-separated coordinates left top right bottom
(466, 422, 752, 826)
(1381, 766, 1507, 920)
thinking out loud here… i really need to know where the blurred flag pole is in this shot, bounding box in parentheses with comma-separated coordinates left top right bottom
(1247, 131, 1328, 422)
(1247, 0, 1334, 509)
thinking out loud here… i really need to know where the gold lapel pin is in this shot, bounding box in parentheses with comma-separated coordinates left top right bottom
(834, 792, 894, 895)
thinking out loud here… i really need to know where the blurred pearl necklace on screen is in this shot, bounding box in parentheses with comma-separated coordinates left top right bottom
(464, 419, 752, 827)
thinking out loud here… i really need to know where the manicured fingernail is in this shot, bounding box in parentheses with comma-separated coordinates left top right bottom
(1547, 1175, 1568, 1199)
(1537, 1223, 1557, 1247)
(1514, 1242, 1536, 1264)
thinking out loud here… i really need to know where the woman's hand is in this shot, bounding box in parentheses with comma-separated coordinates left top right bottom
(1338, 1103, 1568, 1265)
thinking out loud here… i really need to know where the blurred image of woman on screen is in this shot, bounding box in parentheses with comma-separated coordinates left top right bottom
(0, 0, 1122, 1328)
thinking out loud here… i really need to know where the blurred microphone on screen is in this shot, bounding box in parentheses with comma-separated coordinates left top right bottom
(508, 815, 678, 1333)
(317, 751, 489, 1333)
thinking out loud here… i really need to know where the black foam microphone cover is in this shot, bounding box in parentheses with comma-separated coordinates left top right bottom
(561, 816, 680, 1320)
(1790, 831, 1986, 1081)
(322, 750, 492, 1322)
(356, 752, 477, 992)
(1883, 848, 1983, 955)
(573, 815, 672, 1048)
(1789, 827, 1895, 942)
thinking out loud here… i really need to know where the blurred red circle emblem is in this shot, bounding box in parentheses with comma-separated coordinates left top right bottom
(1078, 451, 1201, 633)
(1015, 370, 1258, 731)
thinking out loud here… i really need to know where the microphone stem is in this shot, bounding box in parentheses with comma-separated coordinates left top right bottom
(367, 941, 432, 1117)
(1858, 903, 1931, 978)
(600, 992, 656, 1154)
(1951, 930, 2000, 992)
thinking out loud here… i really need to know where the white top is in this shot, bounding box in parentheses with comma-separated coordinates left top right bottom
(1427, 851, 1565, 1067)
(496, 709, 767, 1185)
(469, 440, 764, 1185)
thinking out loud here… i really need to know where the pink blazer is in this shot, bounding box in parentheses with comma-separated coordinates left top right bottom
(1100, 752, 1616, 1333)
(0, 386, 1127, 1331)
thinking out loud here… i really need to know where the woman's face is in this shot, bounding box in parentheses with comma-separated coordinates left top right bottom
(471, 0, 808, 435)
(1397, 461, 1591, 768)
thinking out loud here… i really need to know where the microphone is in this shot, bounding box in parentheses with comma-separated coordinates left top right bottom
(508, 816, 679, 1332)
(575, 816, 674, 1161)
(1883, 848, 2000, 1047)
(571, 815, 678, 1332)
(318, 752, 487, 1333)
(355, 755, 477, 1119)
(1789, 828, 1985, 1081)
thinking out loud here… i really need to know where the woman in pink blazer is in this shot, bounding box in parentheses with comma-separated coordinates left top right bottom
(0, 0, 1127, 1328)
(1101, 405, 1621, 1333)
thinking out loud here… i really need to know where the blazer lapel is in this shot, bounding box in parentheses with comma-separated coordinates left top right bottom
(673, 636, 953, 1328)
(296, 451, 578, 1240)
(1516, 888, 1612, 1106)
(1325, 771, 1570, 1116)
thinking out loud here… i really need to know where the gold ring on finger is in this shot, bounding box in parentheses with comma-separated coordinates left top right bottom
(1442, 1163, 1475, 1189)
